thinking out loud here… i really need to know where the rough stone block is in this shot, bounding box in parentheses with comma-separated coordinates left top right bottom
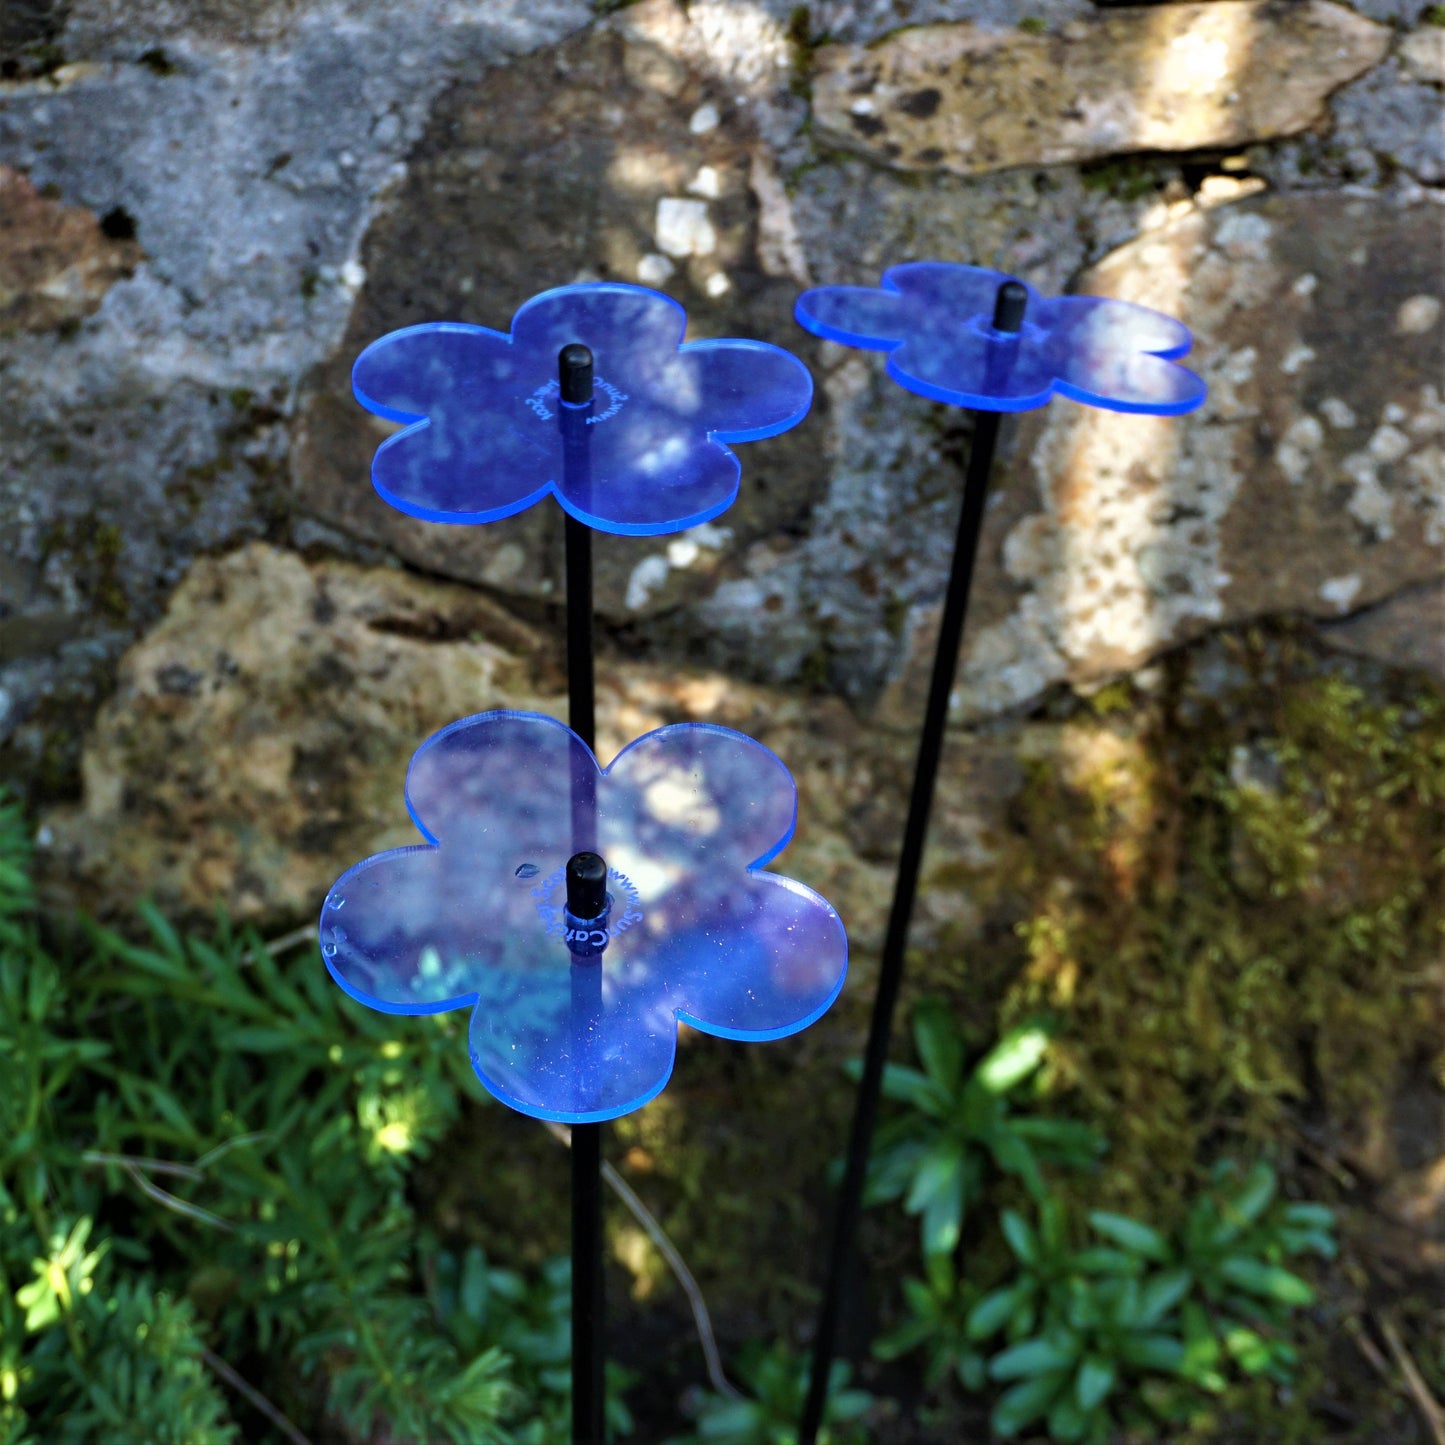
(814, 2, 1391, 176)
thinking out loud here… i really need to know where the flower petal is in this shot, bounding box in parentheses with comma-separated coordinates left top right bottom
(562, 399, 741, 535)
(1039, 298, 1205, 414)
(683, 339, 814, 442)
(321, 844, 526, 1015)
(886, 329, 1060, 412)
(601, 722, 797, 873)
(352, 321, 517, 424)
(1054, 348, 1206, 415)
(1039, 296, 1193, 362)
(405, 710, 588, 850)
(509, 281, 687, 377)
(885, 261, 1039, 323)
(794, 284, 913, 349)
(370, 420, 557, 523)
(355, 323, 558, 523)
(468, 961, 679, 1123)
(669, 873, 848, 1041)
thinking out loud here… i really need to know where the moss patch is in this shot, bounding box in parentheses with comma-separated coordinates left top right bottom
(988, 627, 1443, 1216)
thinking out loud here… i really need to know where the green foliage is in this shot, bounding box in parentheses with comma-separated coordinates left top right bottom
(868, 996, 1337, 1441)
(676, 1343, 875, 1445)
(963, 1177, 1331, 1442)
(1002, 648, 1445, 1201)
(873, 1253, 986, 1392)
(855, 1000, 1104, 1257)
(954, 1196, 1190, 1440)
(1078, 157, 1166, 202)
(430, 1247, 635, 1441)
(0, 798, 630, 1443)
(1127, 1159, 1335, 1393)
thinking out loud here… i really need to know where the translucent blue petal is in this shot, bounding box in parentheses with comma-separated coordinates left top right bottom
(885, 261, 1041, 321)
(563, 398, 741, 535)
(795, 261, 1204, 416)
(685, 339, 814, 442)
(1037, 297, 1206, 414)
(350, 282, 814, 536)
(320, 711, 847, 1123)
(793, 285, 914, 351)
(886, 326, 1060, 412)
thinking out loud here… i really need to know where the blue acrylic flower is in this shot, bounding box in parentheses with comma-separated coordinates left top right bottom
(352, 283, 814, 536)
(319, 711, 848, 1123)
(795, 262, 1205, 415)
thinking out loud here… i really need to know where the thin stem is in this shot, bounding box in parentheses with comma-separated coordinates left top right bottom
(565, 513, 595, 749)
(201, 1346, 315, 1445)
(799, 409, 1006, 1444)
(1378, 1313, 1445, 1445)
(544, 1122, 742, 1401)
(120, 1161, 234, 1233)
(572, 1120, 605, 1444)
(80, 1150, 205, 1181)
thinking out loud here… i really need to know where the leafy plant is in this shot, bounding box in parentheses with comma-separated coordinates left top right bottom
(950, 1173, 1334, 1440)
(963, 1201, 1189, 1441)
(873, 1252, 986, 1392)
(983, 1272, 1190, 1443)
(0, 789, 634, 1444)
(856, 1001, 1104, 1257)
(430, 1246, 635, 1441)
(1090, 1159, 1335, 1393)
(677, 1343, 875, 1445)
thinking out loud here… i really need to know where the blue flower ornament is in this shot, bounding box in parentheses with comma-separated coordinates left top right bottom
(319, 712, 847, 1123)
(352, 283, 814, 535)
(795, 262, 1205, 415)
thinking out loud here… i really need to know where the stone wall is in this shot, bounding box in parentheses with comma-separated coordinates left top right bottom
(1, 0, 1438, 924)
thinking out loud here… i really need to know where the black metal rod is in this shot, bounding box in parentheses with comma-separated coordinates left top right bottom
(571, 1117, 605, 1445)
(565, 512, 596, 755)
(561, 344, 606, 1445)
(798, 282, 1025, 1444)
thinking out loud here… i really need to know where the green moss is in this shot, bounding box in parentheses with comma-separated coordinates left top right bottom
(986, 631, 1444, 1214)
(1424, 5, 1445, 26)
(39, 513, 129, 621)
(1017, 16, 1047, 34)
(1080, 156, 1167, 202)
(785, 4, 819, 98)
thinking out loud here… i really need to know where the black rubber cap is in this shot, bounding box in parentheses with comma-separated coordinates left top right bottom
(566, 851, 608, 920)
(559, 344, 594, 404)
(992, 281, 1027, 334)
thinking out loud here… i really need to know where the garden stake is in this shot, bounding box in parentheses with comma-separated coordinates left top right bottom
(798, 280, 1024, 1444)
(560, 342, 607, 1445)
(324, 283, 836, 1445)
(793, 264, 1205, 1444)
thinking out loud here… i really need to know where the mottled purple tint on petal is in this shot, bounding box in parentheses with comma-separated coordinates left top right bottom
(887, 325, 1060, 412)
(602, 723, 798, 872)
(509, 283, 686, 374)
(404, 710, 582, 848)
(320, 711, 847, 1123)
